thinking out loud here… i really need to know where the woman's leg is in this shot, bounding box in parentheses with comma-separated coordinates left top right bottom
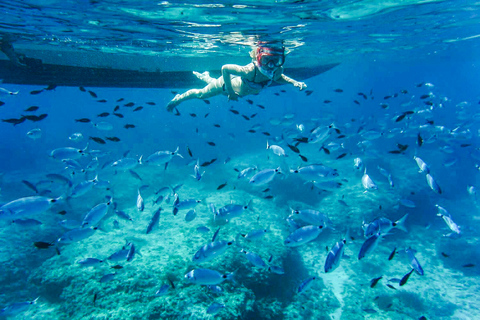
(167, 78, 224, 111)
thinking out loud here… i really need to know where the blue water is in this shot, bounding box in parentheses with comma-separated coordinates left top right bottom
(1, 1, 480, 319)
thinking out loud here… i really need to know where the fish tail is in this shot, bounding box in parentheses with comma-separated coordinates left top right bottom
(138, 155, 143, 165)
(395, 214, 409, 233)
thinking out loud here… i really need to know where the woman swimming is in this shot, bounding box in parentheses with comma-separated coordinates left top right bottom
(166, 45, 307, 112)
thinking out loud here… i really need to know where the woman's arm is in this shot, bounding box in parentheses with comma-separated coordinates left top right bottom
(221, 64, 252, 100)
(276, 73, 307, 91)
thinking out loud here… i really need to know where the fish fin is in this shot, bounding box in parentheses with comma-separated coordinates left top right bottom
(394, 213, 409, 233)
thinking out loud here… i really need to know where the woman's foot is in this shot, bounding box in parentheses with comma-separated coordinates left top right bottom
(193, 71, 213, 83)
(166, 94, 181, 112)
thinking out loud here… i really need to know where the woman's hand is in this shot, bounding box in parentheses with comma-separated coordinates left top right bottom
(294, 81, 307, 91)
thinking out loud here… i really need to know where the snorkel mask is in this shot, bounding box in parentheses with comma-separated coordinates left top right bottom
(256, 46, 285, 78)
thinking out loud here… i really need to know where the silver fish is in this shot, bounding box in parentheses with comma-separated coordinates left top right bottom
(192, 240, 234, 263)
(436, 205, 460, 234)
(324, 235, 347, 273)
(240, 249, 267, 268)
(50, 145, 87, 160)
(111, 156, 142, 170)
(284, 225, 324, 247)
(57, 227, 96, 244)
(358, 232, 383, 260)
(297, 276, 316, 294)
(146, 207, 162, 234)
(82, 199, 112, 227)
(414, 156, 430, 173)
(26, 128, 42, 140)
(361, 169, 377, 191)
(249, 167, 281, 185)
(291, 164, 338, 180)
(0, 195, 60, 219)
(137, 189, 144, 212)
(426, 173, 442, 194)
(77, 258, 103, 267)
(290, 208, 331, 227)
(363, 214, 408, 238)
(237, 166, 257, 179)
(0, 297, 38, 317)
(405, 247, 424, 275)
(184, 268, 233, 285)
(192, 159, 204, 181)
(308, 125, 331, 144)
(145, 147, 183, 166)
(266, 141, 286, 157)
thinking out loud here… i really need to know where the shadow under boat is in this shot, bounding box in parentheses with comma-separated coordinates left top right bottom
(0, 44, 339, 89)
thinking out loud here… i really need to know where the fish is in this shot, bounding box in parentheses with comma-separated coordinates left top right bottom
(0, 195, 61, 220)
(463, 263, 475, 268)
(217, 182, 227, 190)
(266, 141, 286, 157)
(124, 102, 135, 107)
(99, 273, 116, 283)
(334, 88, 343, 93)
(12, 218, 42, 227)
(299, 154, 308, 162)
(405, 248, 424, 275)
(69, 132, 84, 142)
(305, 90, 313, 96)
(124, 124, 135, 129)
(186, 146, 193, 157)
(77, 258, 103, 267)
(413, 156, 430, 173)
(361, 169, 378, 191)
(88, 90, 98, 98)
(2, 117, 26, 125)
(30, 89, 44, 95)
(207, 141, 216, 146)
(57, 227, 97, 244)
(21, 180, 38, 193)
(89, 137, 106, 145)
(126, 243, 136, 262)
(363, 214, 408, 238)
(34, 241, 54, 249)
(290, 164, 338, 180)
(97, 99, 107, 103)
(284, 225, 324, 247)
(370, 276, 382, 288)
(242, 115, 250, 120)
(0, 297, 39, 316)
(240, 249, 267, 268)
(399, 269, 415, 286)
(308, 125, 331, 144)
(75, 118, 91, 123)
(287, 144, 300, 153)
(229, 109, 239, 115)
(358, 233, 383, 260)
(241, 229, 268, 241)
(184, 268, 234, 285)
(105, 137, 120, 142)
(207, 303, 225, 315)
(426, 173, 441, 194)
(82, 199, 112, 227)
(146, 207, 162, 234)
(336, 153, 347, 160)
(185, 209, 196, 222)
(324, 234, 347, 273)
(145, 147, 183, 167)
(388, 248, 397, 260)
(193, 240, 234, 263)
(23, 114, 48, 122)
(137, 189, 144, 212)
(249, 167, 281, 186)
(297, 277, 316, 294)
(24, 106, 39, 112)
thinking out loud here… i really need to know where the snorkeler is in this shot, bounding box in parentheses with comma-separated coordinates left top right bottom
(166, 45, 307, 112)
